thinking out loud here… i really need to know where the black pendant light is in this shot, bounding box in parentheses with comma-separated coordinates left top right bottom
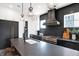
(28, 3, 33, 16)
(21, 3, 24, 20)
(29, 3, 33, 12)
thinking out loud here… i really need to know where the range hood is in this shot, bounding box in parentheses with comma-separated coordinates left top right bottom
(43, 8, 60, 26)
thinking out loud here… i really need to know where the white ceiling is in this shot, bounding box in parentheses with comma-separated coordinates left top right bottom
(0, 3, 72, 15)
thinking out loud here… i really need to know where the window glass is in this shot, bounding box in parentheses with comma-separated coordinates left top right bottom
(40, 20, 46, 29)
(64, 12, 79, 28)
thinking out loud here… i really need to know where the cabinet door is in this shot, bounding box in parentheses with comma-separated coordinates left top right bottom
(63, 41, 73, 48)
(57, 40, 79, 51)
(0, 20, 18, 49)
(63, 41, 79, 50)
(13, 22, 18, 38)
(10, 22, 18, 38)
(57, 40, 64, 46)
(0, 20, 11, 49)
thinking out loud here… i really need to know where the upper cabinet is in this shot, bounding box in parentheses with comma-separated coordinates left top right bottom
(64, 12, 79, 28)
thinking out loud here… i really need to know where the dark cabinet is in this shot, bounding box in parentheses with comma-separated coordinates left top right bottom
(57, 39, 79, 51)
(0, 20, 18, 49)
(57, 40, 64, 46)
(10, 22, 18, 38)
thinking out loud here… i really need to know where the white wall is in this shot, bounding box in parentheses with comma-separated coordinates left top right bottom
(19, 20, 25, 38)
(19, 15, 40, 38)
(0, 6, 25, 38)
(27, 15, 40, 38)
(0, 5, 40, 38)
(0, 6, 20, 21)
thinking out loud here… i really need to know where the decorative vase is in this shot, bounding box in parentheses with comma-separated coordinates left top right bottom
(72, 34, 76, 40)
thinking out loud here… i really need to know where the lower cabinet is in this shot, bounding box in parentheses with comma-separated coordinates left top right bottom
(57, 39, 79, 51)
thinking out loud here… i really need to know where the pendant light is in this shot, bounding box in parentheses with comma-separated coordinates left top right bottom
(21, 3, 24, 21)
(28, 3, 34, 16)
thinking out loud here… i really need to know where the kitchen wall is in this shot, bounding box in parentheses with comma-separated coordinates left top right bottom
(0, 5, 24, 38)
(0, 5, 40, 38)
(27, 15, 40, 38)
(19, 15, 40, 38)
(0, 6, 20, 21)
(40, 3, 79, 38)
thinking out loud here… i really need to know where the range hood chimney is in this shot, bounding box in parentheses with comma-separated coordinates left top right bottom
(43, 5, 60, 26)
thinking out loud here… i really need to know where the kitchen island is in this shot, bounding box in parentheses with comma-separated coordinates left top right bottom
(11, 38, 79, 56)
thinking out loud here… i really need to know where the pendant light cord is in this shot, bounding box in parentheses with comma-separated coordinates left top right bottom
(21, 3, 24, 17)
(22, 3, 23, 14)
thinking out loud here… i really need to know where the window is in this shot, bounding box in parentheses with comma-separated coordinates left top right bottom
(64, 12, 79, 28)
(40, 20, 46, 29)
(64, 14, 74, 27)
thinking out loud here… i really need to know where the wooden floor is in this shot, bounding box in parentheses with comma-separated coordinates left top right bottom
(0, 48, 20, 56)
(0, 49, 5, 56)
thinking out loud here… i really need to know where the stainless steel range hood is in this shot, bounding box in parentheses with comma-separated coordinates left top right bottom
(43, 8, 60, 26)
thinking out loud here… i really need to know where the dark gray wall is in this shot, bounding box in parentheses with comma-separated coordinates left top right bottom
(0, 19, 18, 49)
(40, 3, 79, 37)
